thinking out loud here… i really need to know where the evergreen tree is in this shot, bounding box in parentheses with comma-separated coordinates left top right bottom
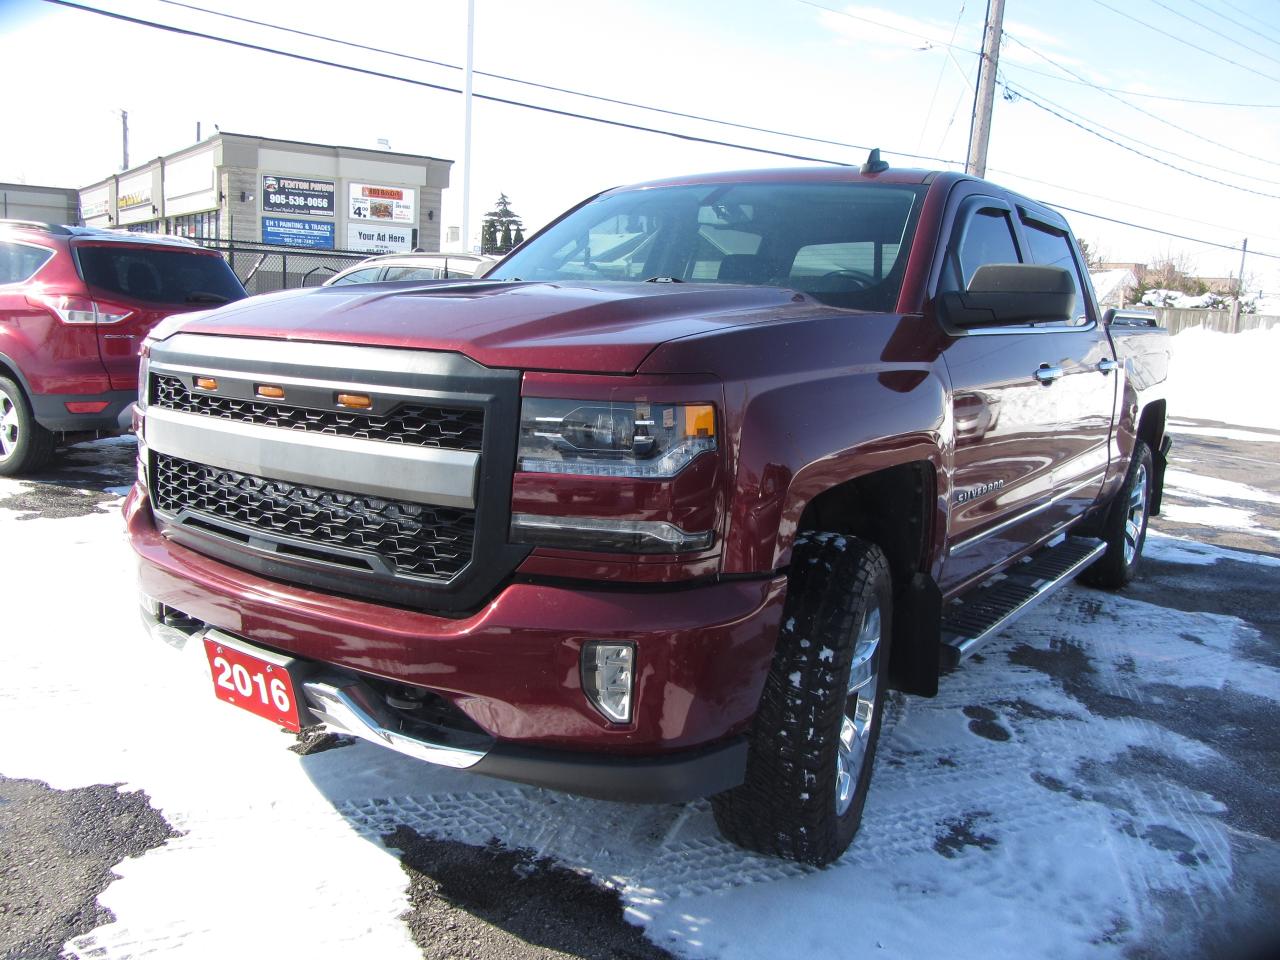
(513, 225, 525, 246)
(480, 193, 523, 255)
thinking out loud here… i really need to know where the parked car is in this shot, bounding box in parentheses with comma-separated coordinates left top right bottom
(128, 160, 1169, 865)
(0, 221, 245, 475)
(323, 252, 497, 286)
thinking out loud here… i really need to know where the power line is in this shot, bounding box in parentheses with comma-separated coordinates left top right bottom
(988, 166, 1280, 245)
(1004, 80, 1280, 198)
(43, 0, 874, 168)
(1087, 0, 1280, 84)
(1003, 31, 1280, 170)
(1044, 201, 1280, 260)
(1002, 61, 1280, 106)
(1183, 0, 1280, 49)
(1003, 78, 1280, 191)
(1143, 0, 1280, 68)
(793, 0, 979, 53)
(40, 1, 1278, 260)
(148, 0, 959, 166)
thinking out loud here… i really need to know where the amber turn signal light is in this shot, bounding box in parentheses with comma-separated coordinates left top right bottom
(256, 385, 285, 399)
(194, 377, 218, 391)
(336, 393, 373, 410)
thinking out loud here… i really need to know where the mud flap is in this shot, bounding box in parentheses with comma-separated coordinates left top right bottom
(890, 572, 942, 697)
(1151, 434, 1172, 516)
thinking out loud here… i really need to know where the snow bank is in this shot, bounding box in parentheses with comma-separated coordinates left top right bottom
(1166, 325, 1280, 430)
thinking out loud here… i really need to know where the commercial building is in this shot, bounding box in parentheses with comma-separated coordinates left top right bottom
(78, 133, 452, 254)
(1, 183, 79, 224)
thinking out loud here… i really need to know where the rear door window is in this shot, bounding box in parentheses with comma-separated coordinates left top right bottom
(1022, 220, 1089, 325)
(75, 244, 245, 305)
(331, 267, 383, 285)
(383, 266, 443, 281)
(0, 241, 54, 284)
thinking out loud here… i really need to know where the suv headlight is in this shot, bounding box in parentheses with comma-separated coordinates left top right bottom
(518, 399, 716, 478)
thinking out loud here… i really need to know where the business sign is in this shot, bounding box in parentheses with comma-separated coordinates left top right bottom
(261, 175, 335, 217)
(262, 217, 335, 249)
(348, 182, 415, 223)
(80, 193, 110, 219)
(346, 223, 412, 254)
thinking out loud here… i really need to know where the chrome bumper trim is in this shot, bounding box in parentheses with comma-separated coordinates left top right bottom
(144, 405, 479, 509)
(301, 680, 489, 770)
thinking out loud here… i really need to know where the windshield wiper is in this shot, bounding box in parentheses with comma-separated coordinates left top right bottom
(643, 276, 684, 283)
(185, 291, 231, 304)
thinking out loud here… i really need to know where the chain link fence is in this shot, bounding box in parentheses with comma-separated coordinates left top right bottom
(194, 239, 370, 295)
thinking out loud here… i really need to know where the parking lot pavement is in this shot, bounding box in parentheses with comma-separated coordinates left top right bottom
(0, 430, 1277, 960)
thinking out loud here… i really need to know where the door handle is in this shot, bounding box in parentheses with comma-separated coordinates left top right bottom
(1097, 358, 1120, 374)
(1034, 364, 1063, 384)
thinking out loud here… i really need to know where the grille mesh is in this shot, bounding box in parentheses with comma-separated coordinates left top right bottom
(152, 375, 483, 451)
(153, 453, 474, 581)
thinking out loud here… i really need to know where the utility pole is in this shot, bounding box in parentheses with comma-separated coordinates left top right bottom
(965, 0, 1005, 178)
(1230, 237, 1248, 333)
(461, 0, 475, 252)
(121, 109, 129, 171)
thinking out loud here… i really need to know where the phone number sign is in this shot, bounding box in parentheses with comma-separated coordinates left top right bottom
(261, 175, 335, 217)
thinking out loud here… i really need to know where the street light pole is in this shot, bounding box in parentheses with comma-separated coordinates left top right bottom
(461, 0, 475, 252)
(965, 0, 1005, 177)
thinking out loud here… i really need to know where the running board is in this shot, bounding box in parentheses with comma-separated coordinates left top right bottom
(941, 536, 1106, 665)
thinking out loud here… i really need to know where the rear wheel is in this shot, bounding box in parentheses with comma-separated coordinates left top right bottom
(0, 376, 54, 477)
(712, 533, 893, 865)
(1082, 440, 1153, 589)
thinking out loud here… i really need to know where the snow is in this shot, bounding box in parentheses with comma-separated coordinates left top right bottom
(1089, 268, 1137, 306)
(0, 323, 1277, 958)
(1140, 288, 1227, 309)
(1165, 326, 1280, 430)
(1, 491, 1275, 958)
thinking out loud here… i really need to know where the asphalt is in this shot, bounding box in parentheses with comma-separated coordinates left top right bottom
(0, 423, 1276, 960)
(0, 778, 176, 960)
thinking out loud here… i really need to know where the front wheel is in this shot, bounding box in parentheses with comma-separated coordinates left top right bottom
(0, 376, 55, 477)
(712, 533, 893, 865)
(1082, 440, 1153, 589)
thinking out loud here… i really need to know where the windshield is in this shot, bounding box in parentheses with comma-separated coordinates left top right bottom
(489, 181, 927, 311)
(75, 244, 247, 305)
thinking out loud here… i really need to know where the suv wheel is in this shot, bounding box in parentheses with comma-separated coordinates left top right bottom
(712, 533, 893, 865)
(0, 376, 55, 476)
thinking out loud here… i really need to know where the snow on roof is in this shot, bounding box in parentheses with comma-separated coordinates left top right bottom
(1088, 268, 1136, 306)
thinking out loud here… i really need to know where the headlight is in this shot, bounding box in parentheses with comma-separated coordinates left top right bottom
(518, 399, 716, 478)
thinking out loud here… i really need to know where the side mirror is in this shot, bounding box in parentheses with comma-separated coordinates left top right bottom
(936, 263, 1075, 329)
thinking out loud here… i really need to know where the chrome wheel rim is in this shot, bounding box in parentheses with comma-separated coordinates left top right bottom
(0, 390, 19, 461)
(1124, 462, 1149, 566)
(836, 601, 882, 816)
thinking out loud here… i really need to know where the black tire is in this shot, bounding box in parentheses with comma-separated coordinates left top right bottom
(0, 375, 55, 477)
(712, 533, 893, 865)
(1081, 440, 1153, 589)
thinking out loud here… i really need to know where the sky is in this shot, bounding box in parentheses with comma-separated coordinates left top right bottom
(2, 0, 1280, 293)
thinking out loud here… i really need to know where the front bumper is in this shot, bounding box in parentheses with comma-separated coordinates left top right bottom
(30, 390, 136, 433)
(128, 489, 785, 799)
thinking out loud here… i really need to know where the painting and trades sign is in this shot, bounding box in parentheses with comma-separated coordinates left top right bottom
(348, 182, 415, 223)
(261, 175, 336, 217)
(262, 217, 336, 249)
(345, 223, 413, 254)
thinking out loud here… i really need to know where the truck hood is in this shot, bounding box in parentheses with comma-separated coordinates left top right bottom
(170, 280, 826, 374)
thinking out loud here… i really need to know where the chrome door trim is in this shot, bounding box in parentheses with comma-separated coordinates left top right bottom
(949, 475, 1101, 555)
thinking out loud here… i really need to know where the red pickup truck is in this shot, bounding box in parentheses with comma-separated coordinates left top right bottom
(127, 161, 1169, 865)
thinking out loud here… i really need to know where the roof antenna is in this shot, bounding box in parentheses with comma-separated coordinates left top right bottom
(860, 148, 890, 174)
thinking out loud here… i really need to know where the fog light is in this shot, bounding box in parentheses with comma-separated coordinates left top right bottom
(581, 641, 635, 723)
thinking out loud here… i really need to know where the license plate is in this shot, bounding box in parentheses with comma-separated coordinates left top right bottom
(203, 633, 303, 732)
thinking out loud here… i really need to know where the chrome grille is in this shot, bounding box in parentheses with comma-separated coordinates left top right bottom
(153, 453, 474, 581)
(151, 375, 484, 451)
